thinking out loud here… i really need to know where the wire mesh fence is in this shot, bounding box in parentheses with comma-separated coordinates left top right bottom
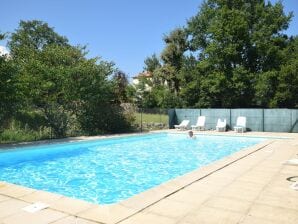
(133, 108, 169, 132)
(0, 105, 170, 143)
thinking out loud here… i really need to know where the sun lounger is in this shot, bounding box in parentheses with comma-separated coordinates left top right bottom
(234, 116, 246, 133)
(216, 119, 226, 132)
(174, 120, 190, 130)
(191, 116, 206, 131)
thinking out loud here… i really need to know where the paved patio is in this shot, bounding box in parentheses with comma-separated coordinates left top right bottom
(0, 131, 297, 224)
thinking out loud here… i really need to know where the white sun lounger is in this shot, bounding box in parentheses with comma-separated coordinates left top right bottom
(174, 120, 190, 130)
(216, 118, 226, 132)
(191, 116, 206, 131)
(234, 116, 246, 133)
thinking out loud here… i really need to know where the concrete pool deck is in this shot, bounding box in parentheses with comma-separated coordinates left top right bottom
(0, 131, 297, 224)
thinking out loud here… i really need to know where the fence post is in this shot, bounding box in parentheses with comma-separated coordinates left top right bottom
(290, 109, 292, 133)
(262, 109, 265, 132)
(140, 108, 143, 133)
(159, 108, 162, 124)
(229, 108, 232, 130)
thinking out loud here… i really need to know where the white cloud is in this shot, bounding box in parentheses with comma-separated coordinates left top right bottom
(0, 46, 9, 56)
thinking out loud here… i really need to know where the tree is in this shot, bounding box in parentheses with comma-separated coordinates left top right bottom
(179, 55, 201, 107)
(143, 54, 161, 73)
(0, 33, 19, 129)
(9, 20, 69, 57)
(72, 60, 128, 134)
(271, 36, 298, 107)
(13, 44, 88, 137)
(160, 28, 188, 93)
(8, 20, 133, 137)
(0, 31, 6, 40)
(137, 29, 189, 108)
(0, 59, 18, 129)
(185, 0, 293, 107)
(8, 21, 74, 137)
(112, 70, 129, 103)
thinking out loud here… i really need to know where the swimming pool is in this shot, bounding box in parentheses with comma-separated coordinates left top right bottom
(0, 133, 266, 204)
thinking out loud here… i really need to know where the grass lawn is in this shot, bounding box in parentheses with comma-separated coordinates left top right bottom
(134, 113, 168, 124)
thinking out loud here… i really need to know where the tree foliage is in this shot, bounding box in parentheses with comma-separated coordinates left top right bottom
(0, 33, 19, 129)
(272, 36, 298, 107)
(112, 70, 129, 103)
(160, 28, 188, 93)
(140, 0, 297, 109)
(185, 0, 293, 107)
(143, 54, 161, 73)
(9, 20, 69, 56)
(1, 20, 134, 138)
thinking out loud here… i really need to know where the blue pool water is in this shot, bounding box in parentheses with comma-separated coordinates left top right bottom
(0, 133, 266, 204)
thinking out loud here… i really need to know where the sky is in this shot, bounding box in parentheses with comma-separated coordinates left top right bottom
(1, 0, 297, 80)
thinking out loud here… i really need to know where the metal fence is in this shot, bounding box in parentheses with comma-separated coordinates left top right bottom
(169, 108, 298, 133)
(0, 107, 169, 143)
(134, 108, 169, 132)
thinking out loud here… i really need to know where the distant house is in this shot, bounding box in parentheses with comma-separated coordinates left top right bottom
(132, 71, 153, 85)
(132, 70, 169, 91)
(132, 71, 153, 91)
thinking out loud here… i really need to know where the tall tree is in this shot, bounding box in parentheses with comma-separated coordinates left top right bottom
(9, 20, 68, 57)
(112, 70, 129, 103)
(160, 28, 188, 93)
(272, 36, 298, 107)
(8, 21, 73, 136)
(186, 0, 292, 107)
(0, 31, 5, 40)
(0, 32, 19, 129)
(8, 20, 133, 137)
(179, 55, 201, 107)
(143, 54, 161, 73)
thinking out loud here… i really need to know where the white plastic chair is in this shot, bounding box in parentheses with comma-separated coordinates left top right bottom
(191, 116, 206, 131)
(216, 118, 226, 132)
(174, 120, 190, 130)
(234, 116, 246, 133)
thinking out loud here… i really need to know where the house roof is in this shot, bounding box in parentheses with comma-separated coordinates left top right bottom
(132, 71, 153, 79)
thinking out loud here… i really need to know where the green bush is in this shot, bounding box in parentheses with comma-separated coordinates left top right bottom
(0, 128, 50, 144)
(78, 103, 134, 135)
(15, 110, 47, 131)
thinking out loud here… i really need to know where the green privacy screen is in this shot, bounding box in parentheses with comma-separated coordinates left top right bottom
(169, 109, 298, 133)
